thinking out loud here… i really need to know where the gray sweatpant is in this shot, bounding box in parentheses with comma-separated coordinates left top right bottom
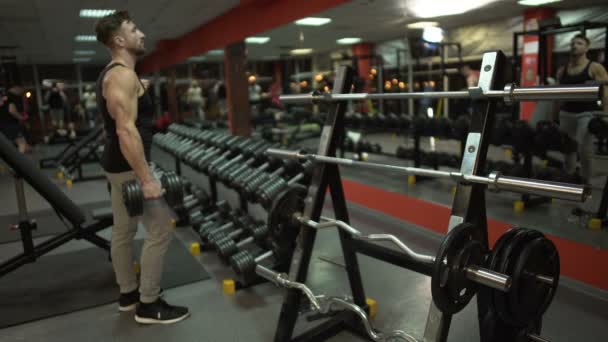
(559, 110, 594, 180)
(106, 171, 175, 303)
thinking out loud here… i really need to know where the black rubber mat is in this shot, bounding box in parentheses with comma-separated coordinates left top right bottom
(0, 238, 210, 328)
(0, 201, 110, 244)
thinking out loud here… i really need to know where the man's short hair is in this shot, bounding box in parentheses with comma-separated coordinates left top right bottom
(95, 10, 131, 47)
(572, 33, 590, 46)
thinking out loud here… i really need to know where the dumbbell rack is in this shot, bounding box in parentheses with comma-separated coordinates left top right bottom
(272, 51, 542, 342)
(151, 127, 310, 291)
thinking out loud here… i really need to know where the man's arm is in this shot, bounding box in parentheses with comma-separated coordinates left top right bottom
(104, 68, 159, 196)
(590, 62, 608, 112)
(8, 103, 24, 121)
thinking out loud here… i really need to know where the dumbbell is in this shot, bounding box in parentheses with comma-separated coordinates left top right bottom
(122, 171, 184, 217)
(184, 144, 217, 166)
(242, 166, 290, 201)
(206, 138, 258, 177)
(215, 223, 269, 262)
(230, 241, 293, 286)
(206, 216, 261, 249)
(189, 200, 233, 228)
(216, 143, 271, 182)
(195, 149, 227, 172)
(254, 160, 314, 206)
(179, 187, 211, 213)
(198, 213, 252, 243)
(202, 149, 236, 175)
(231, 161, 273, 191)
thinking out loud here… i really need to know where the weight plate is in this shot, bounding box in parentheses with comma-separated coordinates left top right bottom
(495, 229, 544, 326)
(122, 180, 143, 217)
(267, 186, 306, 264)
(509, 236, 559, 326)
(431, 223, 485, 314)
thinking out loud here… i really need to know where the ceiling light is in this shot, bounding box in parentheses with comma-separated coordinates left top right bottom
(74, 50, 96, 55)
(295, 17, 331, 26)
(207, 49, 224, 56)
(26, 91, 32, 98)
(245, 37, 270, 44)
(291, 48, 313, 55)
(73, 57, 92, 63)
(422, 26, 444, 43)
(336, 37, 362, 45)
(79, 9, 116, 18)
(518, 0, 562, 5)
(75, 35, 96, 42)
(407, 21, 439, 29)
(406, 0, 499, 18)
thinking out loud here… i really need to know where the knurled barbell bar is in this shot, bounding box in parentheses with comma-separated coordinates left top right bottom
(266, 149, 590, 202)
(279, 84, 600, 104)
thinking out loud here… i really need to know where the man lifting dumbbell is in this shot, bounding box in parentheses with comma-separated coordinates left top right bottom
(95, 11, 189, 324)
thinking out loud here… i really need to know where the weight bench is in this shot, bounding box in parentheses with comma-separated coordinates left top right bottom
(0, 132, 112, 278)
(56, 126, 105, 182)
(39, 126, 102, 169)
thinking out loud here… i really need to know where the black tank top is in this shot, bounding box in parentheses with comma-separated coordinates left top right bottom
(560, 61, 598, 113)
(96, 63, 155, 173)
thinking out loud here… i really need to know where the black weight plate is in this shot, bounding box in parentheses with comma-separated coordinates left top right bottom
(486, 228, 520, 304)
(268, 186, 306, 242)
(447, 240, 484, 311)
(492, 228, 531, 323)
(509, 237, 559, 326)
(495, 229, 544, 326)
(123, 180, 143, 217)
(431, 223, 481, 314)
(267, 186, 306, 263)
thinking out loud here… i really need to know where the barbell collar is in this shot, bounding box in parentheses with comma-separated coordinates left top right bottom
(486, 172, 590, 202)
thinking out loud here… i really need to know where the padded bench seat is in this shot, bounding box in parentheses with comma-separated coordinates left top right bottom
(91, 207, 113, 221)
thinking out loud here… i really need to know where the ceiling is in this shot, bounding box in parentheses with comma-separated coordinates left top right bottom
(0, 0, 239, 64)
(0, 0, 607, 66)
(243, 0, 608, 61)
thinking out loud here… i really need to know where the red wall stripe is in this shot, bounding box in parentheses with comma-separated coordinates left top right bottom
(341, 178, 608, 290)
(138, 0, 350, 74)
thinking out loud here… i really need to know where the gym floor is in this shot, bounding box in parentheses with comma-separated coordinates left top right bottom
(0, 139, 606, 341)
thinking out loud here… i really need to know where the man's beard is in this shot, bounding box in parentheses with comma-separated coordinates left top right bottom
(128, 46, 146, 57)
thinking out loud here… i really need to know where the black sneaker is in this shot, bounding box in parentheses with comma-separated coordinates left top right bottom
(118, 288, 164, 312)
(135, 298, 190, 325)
(118, 289, 139, 312)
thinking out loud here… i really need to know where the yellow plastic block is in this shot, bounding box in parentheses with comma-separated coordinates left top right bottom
(588, 218, 602, 231)
(542, 160, 549, 167)
(57, 171, 64, 180)
(360, 152, 369, 162)
(190, 242, 201, 256)
(170, 218, 177, 228)
(366, 298, 378, 320)
(133, 261, 140, 274)
(513, 200, 525, 213)
(66, 179, 73, 187)
(451, 186, 457, 197)
(407, 175, 416, 186)
(504, 148, 513, 159)
(223, 279, 236, 295)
